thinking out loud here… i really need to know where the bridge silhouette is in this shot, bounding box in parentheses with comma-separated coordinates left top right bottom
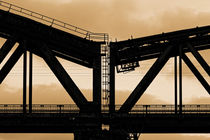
(0, 1, 209, 140)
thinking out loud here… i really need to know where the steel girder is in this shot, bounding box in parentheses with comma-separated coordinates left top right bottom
(182, 54, 210, 94)
(186, 43, 210, 76)
(0, 45, 23, 84)
(39, 45, 88, 109)
(93, 52, 101, 112)
(0, 39, 16, 64)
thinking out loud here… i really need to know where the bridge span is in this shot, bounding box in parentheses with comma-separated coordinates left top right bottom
(0, 1, 209, 140)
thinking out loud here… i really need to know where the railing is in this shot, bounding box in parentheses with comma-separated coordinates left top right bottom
(0, 104, 209, 114)
(0, 1, 109, 42)
(0, 104, 79, 113)
(129, 104, 210, 114)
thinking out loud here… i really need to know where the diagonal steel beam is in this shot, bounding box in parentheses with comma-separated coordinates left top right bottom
(0, 39, 16, 64)
(119, 45, 174, 113)
(186, 43, 210, 76)
(0, 45, 23, 84)
(182, 54, 210, 94)
(39, 45, 88, 109)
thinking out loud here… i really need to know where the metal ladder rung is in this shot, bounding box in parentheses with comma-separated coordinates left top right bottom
(101, 43, 110, 106)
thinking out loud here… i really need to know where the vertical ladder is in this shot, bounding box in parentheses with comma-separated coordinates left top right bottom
(101, 42, 110, 111)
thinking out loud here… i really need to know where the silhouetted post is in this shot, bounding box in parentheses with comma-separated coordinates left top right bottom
(23, 48, 27, 114)
(29, 52, 33, 113)
(179, 46, 182, 115)
(174, 56, 178, 114)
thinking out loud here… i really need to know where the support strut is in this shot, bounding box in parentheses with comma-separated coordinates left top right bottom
(29, 52, 33, 113)
(182, 54, 210, 94)
(93, 53, 101, 112)
(0, 39, 16, 64)
(174, 56, 178, 114)
(39, 45, 88, 109)
(179, 46, 182, 115)
(23, 48, 27, 114)
(0, 45, 23, 84)
(186, 43, 210, 76)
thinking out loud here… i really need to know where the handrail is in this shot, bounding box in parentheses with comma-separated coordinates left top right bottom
(0, 104, 209, 114)
(0, 1, 109, 42)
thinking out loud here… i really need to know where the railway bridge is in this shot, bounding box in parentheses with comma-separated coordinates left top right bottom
(0, 1, 209, 139)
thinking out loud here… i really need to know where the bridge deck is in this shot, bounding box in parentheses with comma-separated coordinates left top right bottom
(0, 106, 209, 133)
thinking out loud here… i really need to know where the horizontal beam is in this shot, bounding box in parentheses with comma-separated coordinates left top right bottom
(182, 54, 210, 94)
(119, 45, 174, 113)
(39, 45, 88, 109)
(186, 43, 210, 76)
(112, 25, 210, 47)
(0, 39, 16, 64)
(0, 45, 23, 84)
(113, 43, 210, 66)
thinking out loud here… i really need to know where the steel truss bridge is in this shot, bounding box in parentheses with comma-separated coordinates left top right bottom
(0, 1, 209, 140)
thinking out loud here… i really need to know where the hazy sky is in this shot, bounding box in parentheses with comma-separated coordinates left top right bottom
(0, 0, 210, 140)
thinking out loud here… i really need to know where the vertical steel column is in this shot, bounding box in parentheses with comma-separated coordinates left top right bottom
(93, 49, 101, 112)
(109, 45, 115, 113)
(174, 56, 178, 114)
(179, 46, 182, 115)
(23, 50, 27, 114)
(29, 52, 33, 113)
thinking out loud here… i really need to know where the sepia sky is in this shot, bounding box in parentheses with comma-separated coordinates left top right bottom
(0, 0, 210, 139)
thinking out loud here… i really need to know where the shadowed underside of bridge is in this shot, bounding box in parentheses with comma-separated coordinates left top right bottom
(0, 104, 209, 134)
(0, 1, 210, 140)
(0, 114, 209, 133)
